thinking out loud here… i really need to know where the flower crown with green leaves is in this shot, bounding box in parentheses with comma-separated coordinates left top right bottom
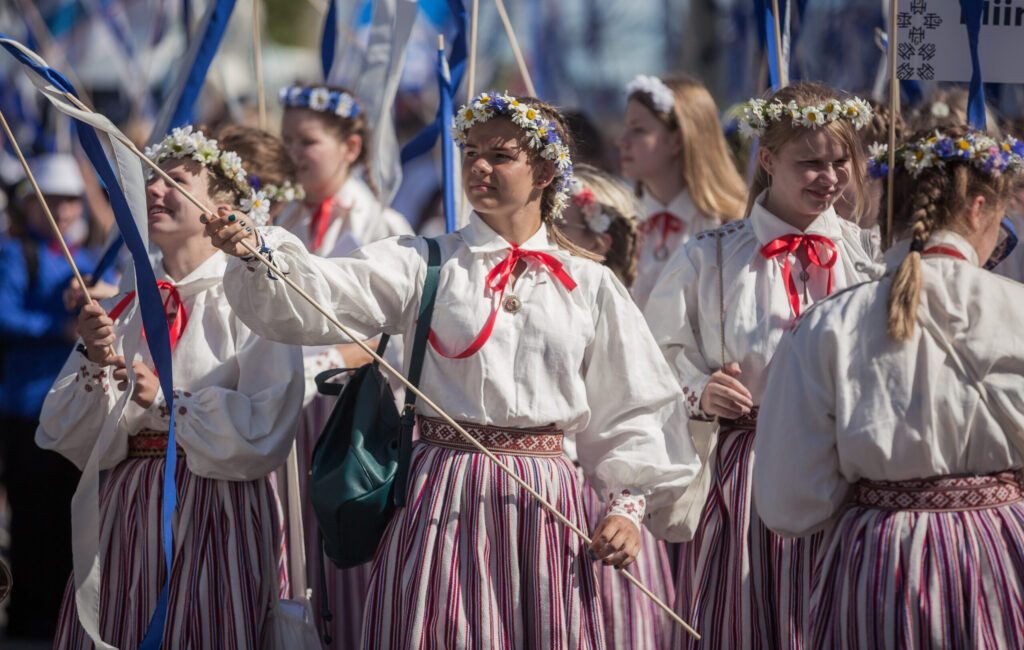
(256, 180, 305, 204)
(452, 92, 574, 217)
(738, 97, 873, 139)
(144, 126, 271, 225)
(867, 130, 1024, 179)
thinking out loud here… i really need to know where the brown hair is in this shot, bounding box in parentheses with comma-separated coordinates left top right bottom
(216, 125, 297, 204)
(859, 99, 905, 151)
(573, 164, 641, 287)
(882, 125, 1015, 341)
(745, 82, 869, 222)
(282, 84, 379, 195)
(910, 88, 1001, 138)
(628, 74, 746, 222)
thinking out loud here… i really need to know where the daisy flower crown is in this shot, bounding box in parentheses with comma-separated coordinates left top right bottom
(452, 92, 574, 217)
(144, 126, 271, 226)
(625, 75, 675, 114)
(867, 130, 1024, 180)
(248, 176, 305, 204)
(278, 86, 360, 118)
(567, 177, 612, 234)
(738, 96, 873, 139)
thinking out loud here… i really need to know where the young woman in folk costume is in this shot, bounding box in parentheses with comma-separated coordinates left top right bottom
(617, 74, 747, 309)
(643, 82, 879, 650)
(559, 164, 677, 648)
(206, 92, 699, 649)
(754, 125, 1024, 649)
(36, 126, 304, 648)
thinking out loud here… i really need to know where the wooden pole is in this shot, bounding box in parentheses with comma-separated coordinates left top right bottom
(466, 0, 480, 101)
(59, 89, 700, 640)
(493, 0, 536, 96)
(886, 0, 899, 248)
(252, 0, 268, 130)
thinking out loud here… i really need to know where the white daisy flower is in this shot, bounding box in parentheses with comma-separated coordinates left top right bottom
(310, 88, 330, 111)
(868, 142, 887, 159)
(334, 93, 355, 117)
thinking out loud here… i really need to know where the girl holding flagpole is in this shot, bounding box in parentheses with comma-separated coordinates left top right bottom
(36, 126, 304, 648)
(754, 125, 1024, 648)
(617, 74, 747, 309)
(644, 82, 878, 649)
(207, 92, 699, 649)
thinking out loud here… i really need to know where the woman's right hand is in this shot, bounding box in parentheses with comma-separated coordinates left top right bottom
(699, 362, 754, 419)
(77, 303, 116, 364)
(203, 206, 259, 258)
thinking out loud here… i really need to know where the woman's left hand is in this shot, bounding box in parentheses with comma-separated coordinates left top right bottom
(111, 357, 160, 408)
(203, 206, 259, 258)
(588, 514, 642, 569)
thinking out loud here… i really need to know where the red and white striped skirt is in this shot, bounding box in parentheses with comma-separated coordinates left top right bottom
(812, 471, 1024, 649)
(670, 427, 819, 650)
(360, 417, 605, 649)
(578, 470, 675, 648)
(53, 442, 285, 649)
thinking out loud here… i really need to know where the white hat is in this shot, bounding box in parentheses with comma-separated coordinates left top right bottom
(15, 153, 85, 200)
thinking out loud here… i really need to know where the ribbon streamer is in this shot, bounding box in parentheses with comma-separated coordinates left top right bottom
(320, 0, 338, 79)
(959, 0, 987, 129)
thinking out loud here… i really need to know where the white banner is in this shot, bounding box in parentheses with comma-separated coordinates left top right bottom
(896, 0, 1024, 83)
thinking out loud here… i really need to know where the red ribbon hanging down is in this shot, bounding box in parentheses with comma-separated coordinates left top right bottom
(308, 196, 338, 252)
(641, 211, 684, 256)
(107, 280, 189, 352)
(429, 244, 578, 359)
(759, 233, 838, 320)
(922, 246, 968, 261)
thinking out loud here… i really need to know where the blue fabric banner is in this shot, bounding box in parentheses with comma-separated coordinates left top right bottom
(959, 0, 986, 129)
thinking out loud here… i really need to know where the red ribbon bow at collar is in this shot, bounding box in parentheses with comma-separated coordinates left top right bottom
(759, 233, 837, 320)
(308, 196, 339, 252)
(641, 211, 684, 259)
(108, 280, 189, 352)
(428, 244, 577, 359)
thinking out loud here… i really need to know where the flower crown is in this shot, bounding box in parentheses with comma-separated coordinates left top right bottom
(738, 97, 873, 139)
(144, 126, 271, 226)
(625, 75, 674, 114)
(568, 177, 612, 234)
(279, 86, 360, 118)
(249, 177, 305, 204)
(452, 92, 574, 217)
(867, 130, 1024, 180)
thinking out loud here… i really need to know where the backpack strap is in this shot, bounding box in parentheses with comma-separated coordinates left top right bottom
(393, 237, 441, 506)
(314, 335, 390, 396)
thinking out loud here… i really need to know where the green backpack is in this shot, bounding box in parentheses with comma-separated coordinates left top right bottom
(308, 238, 440, 639)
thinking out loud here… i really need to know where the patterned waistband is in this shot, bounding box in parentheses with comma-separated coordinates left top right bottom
(128, 429, 186, 459)
(418, 416, 564, 458)
(721, 406, 759, 431)
(853, 471, 1024, 512)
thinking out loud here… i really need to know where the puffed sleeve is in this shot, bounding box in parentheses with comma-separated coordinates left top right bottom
(133, 324, 304, 481)
(36, 344, 124, 470)
(222, 226, 425, 346)
(643, 240, 715, 420)
(575, 270, 700, 524)
(752, 315, 848, 537)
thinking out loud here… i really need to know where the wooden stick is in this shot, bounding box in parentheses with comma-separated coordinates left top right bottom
(771, 0, 785, 88)
(493, 0, 536, 96)
(886, 0, 899, 248)
(252, 0, 267, 130)
(60, 90, 700, 640)
(0, 107, 114, 359)
(466, 0, 480, 101)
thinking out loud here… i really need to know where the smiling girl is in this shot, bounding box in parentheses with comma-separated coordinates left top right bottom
(644, 82, 879, 649)
(206, 92, 698, 649)
(618, 74, 747, 308)
(36, 126, 304, 648)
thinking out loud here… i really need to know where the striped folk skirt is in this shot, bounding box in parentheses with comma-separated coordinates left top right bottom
(670, 427, 820, 650)
(53, 453, 285, 649)
(360, 419, 605, 649)
(812, 471, 1024, 649)
(578, 469, 675, 648)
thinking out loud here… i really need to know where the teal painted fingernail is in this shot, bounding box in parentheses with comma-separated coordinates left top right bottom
(228, 214, 236, 222)
(239, 220, 246, 227)
(246, 227, 252, 232)
(200, 215, 208, 224)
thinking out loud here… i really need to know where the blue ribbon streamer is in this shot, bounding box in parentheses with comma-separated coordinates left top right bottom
(321, 0, 338, 80)
(438, 49, 456, 233)
(165, 0, 236, 130)
(0, 34, 178, 650)
(959, 0, 986, 129)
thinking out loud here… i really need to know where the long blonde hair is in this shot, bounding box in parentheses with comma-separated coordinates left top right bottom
(572, 164, 641, 287)
(745, 82, 869, 222)
(882, 125, 1015, 341)
(628, 75, 746, 222)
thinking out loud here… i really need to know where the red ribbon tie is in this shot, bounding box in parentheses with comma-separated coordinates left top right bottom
(641, 211, 684, 255)
(759, 233, 838, 319)
(308, 197, 338, 252)
(108, 280, 189, 352)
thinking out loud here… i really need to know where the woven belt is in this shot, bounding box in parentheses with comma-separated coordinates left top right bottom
(128, 429, 186, 459)
(853, 470, 1024, 512)
(721, 406, 759, 431)
(418, 416, 564, 458)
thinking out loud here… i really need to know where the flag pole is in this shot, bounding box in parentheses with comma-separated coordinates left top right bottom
(493, 0, 536, 96)
(252, 0, 267, 130)
(886, 0, 899, 248)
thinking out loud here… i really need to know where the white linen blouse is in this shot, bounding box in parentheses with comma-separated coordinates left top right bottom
(753, 231, 1024, 538)
(222, 213, 700, 512)
(643, 195, 879, 418)
(632, 189, 721, 310)
(36, 251, 305, 481)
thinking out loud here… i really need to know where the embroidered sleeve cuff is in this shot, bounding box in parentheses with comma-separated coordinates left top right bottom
(73, 353, 111, 395)
(142, 388, 196, 429)
(682, 377, 714, 421)
(605, 488, 646, 532)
